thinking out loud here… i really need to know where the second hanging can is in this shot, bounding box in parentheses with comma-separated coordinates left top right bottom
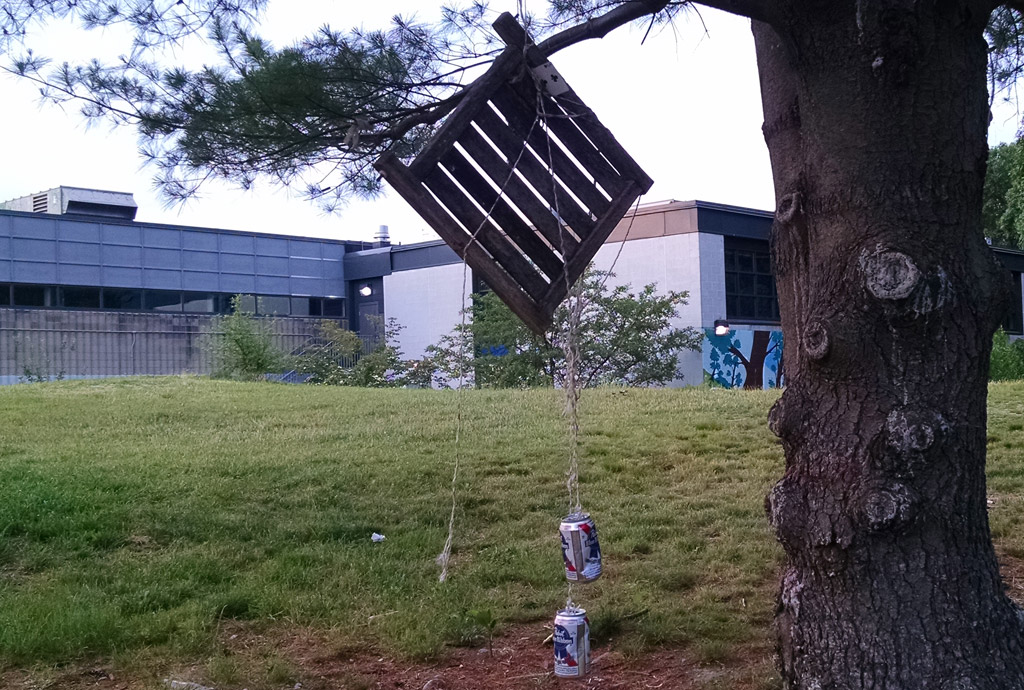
(559, 512, 602, 583)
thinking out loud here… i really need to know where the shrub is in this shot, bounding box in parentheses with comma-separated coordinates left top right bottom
(207, 295, 289, 381)
(990, 328, 1024, 381)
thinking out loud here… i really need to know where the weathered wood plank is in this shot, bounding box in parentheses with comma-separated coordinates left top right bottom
(474, 105, 597, 240)
(492, 12, 653, 194)
(456, 126, 574, 252)
(506, 76, 626, 198)
(548, 180, 644, 314)
(489, 86, 611, 217)
(408, 46, 522, 179)
(439, 147, 564, 280)
(377, 151, 551, 334)
(422, 166, 550, 304)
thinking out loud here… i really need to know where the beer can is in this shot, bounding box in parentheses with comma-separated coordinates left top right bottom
(553, 606, 590, 678)
(559, 512, 602, 583)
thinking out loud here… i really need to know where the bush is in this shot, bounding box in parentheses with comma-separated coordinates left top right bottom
(297, 320, 365, 385)
(207, 295, 289, 380)
(990, 328, 1024, 381)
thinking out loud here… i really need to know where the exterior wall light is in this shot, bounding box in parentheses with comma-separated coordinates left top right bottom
(714, 319, 730, 336)
(359, 285, 373, 297)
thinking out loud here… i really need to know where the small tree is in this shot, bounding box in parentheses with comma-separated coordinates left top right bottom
(297, 319, 365, 385)
(207, 295, 288, 381)
(428, 270, 701, 389)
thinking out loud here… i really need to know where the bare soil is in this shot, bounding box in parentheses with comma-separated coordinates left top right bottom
(0, 621, 777, 690)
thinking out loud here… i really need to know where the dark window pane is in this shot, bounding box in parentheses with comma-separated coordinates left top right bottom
(183, 292, 215, 313)
(212, 294, 233, 314)
(308, 298, 323, 317)
(724, 249, 736, 271)
(737, 251, 754, 273)
(756, 274, 773, 297)
(257, 295, 290, 315)
(234, 294, 256, 313)
(738, 296, 755, 317)
(323, 298, 345, 317)
(61, 286, 100, 308)
(104, 289, 142, 310)
(756, 255, 771, 274)
(724, 272, 737, 295)
(756, 297, 774, 319)
(726, 295, 737, 317)
(0, 284, 9, 306)
(13, 285, 49, 307)
(737, 273, 755, 296)
(145, 290, 182, 312)
(1004, 272, 1024, 335)
(290, 297, 310, 316)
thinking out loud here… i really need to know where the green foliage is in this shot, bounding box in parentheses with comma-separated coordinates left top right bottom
(303, 316, 430, 388)
(983, 140, 1024, 250)
(207, 295, 289, 380)
(428, 269, 702, 388)
(990, 328, 1024, 381)
(296, 320, 365, 385)
(466, 608, 498, 656)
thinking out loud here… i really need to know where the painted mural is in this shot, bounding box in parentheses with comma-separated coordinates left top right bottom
(703, 328, 784, 389)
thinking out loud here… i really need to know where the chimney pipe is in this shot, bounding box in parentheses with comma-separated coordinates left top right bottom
(374, 224, 391, 247)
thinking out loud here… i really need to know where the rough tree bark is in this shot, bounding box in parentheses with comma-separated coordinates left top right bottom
(746, 2, 1024, 687)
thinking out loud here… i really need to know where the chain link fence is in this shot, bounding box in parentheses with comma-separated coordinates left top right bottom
(0, 307, 349, 384)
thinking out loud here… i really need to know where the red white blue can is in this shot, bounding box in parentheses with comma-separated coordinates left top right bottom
(553, 606, 590, 678)
(560, 512, 602, 583)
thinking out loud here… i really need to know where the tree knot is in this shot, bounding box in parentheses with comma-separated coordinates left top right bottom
(863, 481, 916, 531)
(777, 191, 803, 225)
(860, 246, 920, 301)
(803, 320, 830, 361)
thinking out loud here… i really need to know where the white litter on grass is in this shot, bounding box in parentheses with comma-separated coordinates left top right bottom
(371, 533, 387, 542)
(163, 680, 214, 690)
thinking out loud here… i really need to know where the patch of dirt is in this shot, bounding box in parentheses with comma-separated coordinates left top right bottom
(0, 622, 778, 690)
(998, 547, 1024, 605)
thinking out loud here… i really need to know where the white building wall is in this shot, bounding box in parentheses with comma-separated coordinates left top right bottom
(593, 233, 705, 386)
(383, 263, 468, 360)
(698, 233, 727, 328)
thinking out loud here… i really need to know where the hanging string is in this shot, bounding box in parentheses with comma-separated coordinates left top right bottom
(437, 109, 545, 582)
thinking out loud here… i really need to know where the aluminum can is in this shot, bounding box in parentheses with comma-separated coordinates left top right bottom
(553, 606, 590, 678)
(559, 512, 602, 583)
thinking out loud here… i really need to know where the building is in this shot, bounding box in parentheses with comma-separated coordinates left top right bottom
(2, 187, 1022, 386)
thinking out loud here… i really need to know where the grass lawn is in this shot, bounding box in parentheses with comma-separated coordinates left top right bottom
(1, 378, 1023, 689)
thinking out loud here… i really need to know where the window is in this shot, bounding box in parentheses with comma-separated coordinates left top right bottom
(103, 288, 143, 310)
(13, 285, 52, 307)
(183, 292, 215, 313)
(1006, 272, 1024, 335)
(725, 238, 779, 323)
(323, 298, 345, 317)
(145, 290, 182, 312)
(0, 284, 9, 306)
(257, 295, 290, 315)
(291, 297, 311, 316)
(60, 286, 101, 309)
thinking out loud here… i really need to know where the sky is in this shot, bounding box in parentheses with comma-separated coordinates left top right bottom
(1, 2, 1021, 245)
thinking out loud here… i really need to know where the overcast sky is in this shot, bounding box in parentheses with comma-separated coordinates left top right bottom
(1, 2, 1020, 245)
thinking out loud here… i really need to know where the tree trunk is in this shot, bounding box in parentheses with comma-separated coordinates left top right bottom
(732, 329, 774, 389)
(752, 4, 1024, 688)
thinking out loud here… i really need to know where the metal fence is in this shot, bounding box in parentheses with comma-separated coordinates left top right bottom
(0, 307, 350, 384)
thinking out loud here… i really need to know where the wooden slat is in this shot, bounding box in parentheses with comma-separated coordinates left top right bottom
(492, 12, 653, 194)
(456, 126, 573, 253)
(474, 105, 597, 240)
(488, 86, 611, 217)
(548, 180, 644, 314)
(439, 147, 564, 280)
(408, 46, 523, 178)
(376, 152, 551, 334)
(422, 166, 549, 304)
(508, 76, 626, 198)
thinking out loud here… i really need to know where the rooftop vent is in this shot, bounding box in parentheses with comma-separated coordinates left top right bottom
(1, 186, 138, 220)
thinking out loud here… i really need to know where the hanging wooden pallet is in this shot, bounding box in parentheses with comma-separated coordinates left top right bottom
(374, 12, 653, 334)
